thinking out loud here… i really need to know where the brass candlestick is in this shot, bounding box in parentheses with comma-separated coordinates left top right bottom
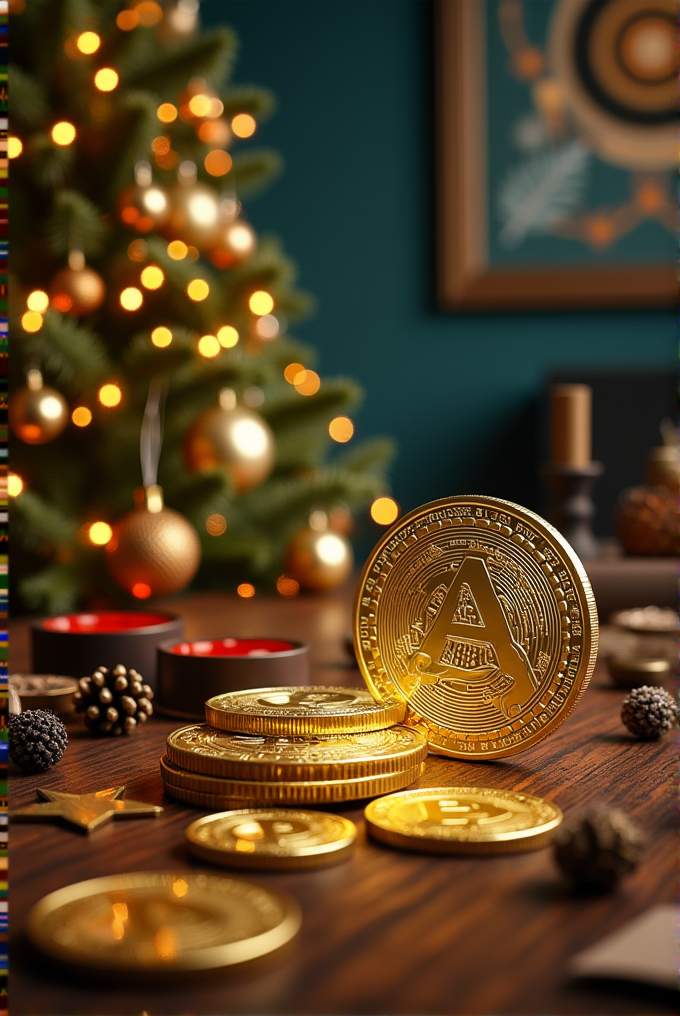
(543, 462, 603, 561)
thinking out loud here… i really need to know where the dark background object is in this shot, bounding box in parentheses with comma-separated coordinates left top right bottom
(541, 368, 677, 536)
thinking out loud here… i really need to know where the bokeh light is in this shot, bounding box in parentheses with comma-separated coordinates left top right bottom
(134, 1, 163, 26)
(254, 314, 279, 339)
(116, 9, 139, 30)
(72, 406, 93, 427)
(8, 137, 23, 158)
(98, 383, 122, 408)
(205, 514, 227, 536)
(120, 287, 143, 311)
(52, 122, 76, 146)
(77, 31, 100, 54)
(89, 521, 113, 546)
(187, 279, 209, 301)
(316, 533, 347, 566)
(371, 496, 399, 525)
(329, 416, 354, 443)
(132, 582, 152, 599)
(127, 239, 148, 261)
(284, 362, 305, 384)
(276, 575, 300, 598)
(188, 94, 212, 118)
(217, 325, 239, 348)
(151, 326, 172, 348)
(167, 240, 188, 260)
(151, 136, 171, 155)
(231, 113, 256, 138)
(248, 290, 274, 315)
(197, 334, 220, 357)
(21, 311, 43, 333)
(140, 265, 164, 289)
(294, 369, 321, 396)
(27, 290, 49, 312)
(237, 583, 256, 598)
(8, 474, 24, 497)
(204, 150, 232, 176)
(157, 102, 178, 123)
(94, 68, 119, 92)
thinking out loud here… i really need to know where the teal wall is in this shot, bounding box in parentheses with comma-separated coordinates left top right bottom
(201, 0, 674, 521)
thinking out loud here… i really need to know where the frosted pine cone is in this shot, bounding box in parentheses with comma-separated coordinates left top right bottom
(74, 664, 154, 736)
(621, 685, 677, 740)
(9, 709, 68, 772)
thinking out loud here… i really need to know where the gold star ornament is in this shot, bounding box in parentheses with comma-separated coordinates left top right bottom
(10, 786, 163, 833)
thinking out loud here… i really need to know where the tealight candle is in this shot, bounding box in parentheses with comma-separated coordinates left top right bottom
(31, 611, 184, 692)
(156, 637, 310, 719)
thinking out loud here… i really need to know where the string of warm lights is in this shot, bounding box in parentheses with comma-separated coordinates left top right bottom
(12, 0, 397, 611)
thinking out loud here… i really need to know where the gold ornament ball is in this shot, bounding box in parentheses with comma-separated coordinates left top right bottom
(166, 183, 223, 248)
(106, 505, 201, 597)
(117, 182, 171, 233)
(208, 219, 257, 269)
(285, 526, 354, 592)
(184, 405, 275, 493)
(49, 266, 106, 316)
(10, 384, 69, 444)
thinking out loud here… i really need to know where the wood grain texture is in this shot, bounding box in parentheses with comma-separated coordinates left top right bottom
(9, 589, 676, 1015)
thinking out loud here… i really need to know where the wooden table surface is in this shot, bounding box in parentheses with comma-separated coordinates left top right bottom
(9, 588, 676, 1016)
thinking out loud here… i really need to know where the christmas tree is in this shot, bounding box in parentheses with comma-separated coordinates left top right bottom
(9, 0, 395, 613)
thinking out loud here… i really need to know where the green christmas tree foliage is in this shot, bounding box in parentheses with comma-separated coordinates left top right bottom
(10, 0, 395, 613)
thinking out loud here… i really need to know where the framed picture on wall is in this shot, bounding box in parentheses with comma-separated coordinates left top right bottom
(436, 0, 676, 311)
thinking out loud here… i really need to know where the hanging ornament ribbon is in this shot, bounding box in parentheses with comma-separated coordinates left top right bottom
(140, 376, 165, 488)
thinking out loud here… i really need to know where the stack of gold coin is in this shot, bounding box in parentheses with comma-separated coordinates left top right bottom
(160, 686, 428, 808)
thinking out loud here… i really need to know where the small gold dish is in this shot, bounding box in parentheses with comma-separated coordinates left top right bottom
(606, 656, 670, 689)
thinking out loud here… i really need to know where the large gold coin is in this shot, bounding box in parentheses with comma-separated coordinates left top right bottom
(26, 871, 300, 973)
(205, 686, 405, 736)
(186, 809, 357, 870)
(354, 495, 598, 758)
(365, 787, 563, 854)
(160, 754, 424, 806)
(167, 723, 428, 781)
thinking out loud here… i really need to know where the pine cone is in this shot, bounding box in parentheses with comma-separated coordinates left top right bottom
(621, 685, 677, 740)
(9, 709, 68, 773)
(554, 806, 644, 891)
(73, 664, 154, 736)
(616, 486, 680, 555)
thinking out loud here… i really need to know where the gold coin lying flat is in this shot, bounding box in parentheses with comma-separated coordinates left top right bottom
(167, 723, 428, 781)
(26, 870, 300, 973)
(161, 754, 424, 807)
(354, 495, 598, 758)
(186, 809, 357, 870)
(365, 787, 563, 854)
(205, 686, 405, 736)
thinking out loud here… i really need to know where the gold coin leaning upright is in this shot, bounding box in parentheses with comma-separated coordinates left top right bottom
(160, 755, 424, 806)
(205, 686, 405, 736)
(365, 787, 563, 854)
(26, 870, 301, 973)
(167, 723, 428, 781)
(186, 809, 357, 870)
(354, 495, 598, 759)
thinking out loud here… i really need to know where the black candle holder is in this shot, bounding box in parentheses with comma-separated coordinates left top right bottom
(543, 462, 603, 561)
